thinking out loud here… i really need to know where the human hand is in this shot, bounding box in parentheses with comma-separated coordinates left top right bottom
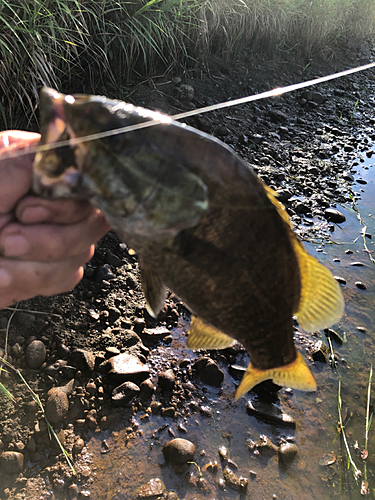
(0, 131, 110, 309)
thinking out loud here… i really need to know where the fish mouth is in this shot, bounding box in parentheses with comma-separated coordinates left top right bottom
(33, 89, 83, 198)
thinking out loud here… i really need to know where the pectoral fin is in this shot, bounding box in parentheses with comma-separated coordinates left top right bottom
(234, 352, 317, 400)
(140, 261, 167, 318)
(186, 316, 235, 349)
(293, 240, 344, 332)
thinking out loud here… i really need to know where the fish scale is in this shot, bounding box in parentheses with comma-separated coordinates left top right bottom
(33, 88, 344, 398)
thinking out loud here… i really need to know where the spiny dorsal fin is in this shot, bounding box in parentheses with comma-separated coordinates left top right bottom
(140, 261, 167, 318)
(292, 239, 344, 332)
(186, 316, 235, 349)
(234, 352, 317, 400)
(264, 185, 292, 226)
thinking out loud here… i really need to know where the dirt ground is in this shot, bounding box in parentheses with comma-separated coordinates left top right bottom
(0, 42, 375, 499)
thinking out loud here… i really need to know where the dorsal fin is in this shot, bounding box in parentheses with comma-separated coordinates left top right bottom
(186, 316, 235, 349)
(292, 239, 344, 332)
(139, 261, 167, 318)
(265, 185, 344, 332)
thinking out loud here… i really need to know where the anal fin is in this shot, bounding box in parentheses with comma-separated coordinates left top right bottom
(234, 352, 317, 400)
(140, 261, 167, 318)
(186, 316, 235, 349)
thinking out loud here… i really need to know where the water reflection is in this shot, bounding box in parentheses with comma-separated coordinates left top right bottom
(87, 157, 375, 500)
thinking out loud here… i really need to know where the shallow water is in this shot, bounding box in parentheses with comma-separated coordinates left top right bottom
(85, 154, 375, 500)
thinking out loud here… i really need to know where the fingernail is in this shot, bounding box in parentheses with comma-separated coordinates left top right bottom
(20, 206, 50, 223)
(2, 235, 30, 257)
(0, 269, 11, 287)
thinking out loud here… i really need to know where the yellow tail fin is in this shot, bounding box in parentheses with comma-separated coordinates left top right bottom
(234, 352, 317, 400)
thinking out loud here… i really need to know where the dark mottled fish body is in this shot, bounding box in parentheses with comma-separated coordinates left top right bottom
(33, 88, 344, 398)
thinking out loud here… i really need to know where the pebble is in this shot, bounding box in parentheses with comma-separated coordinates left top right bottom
(324, 208, 346, 223)
(0, 451, 24, 474)
(193, 357, 224, 386)
(70, 349, 95, 371)
(311, 340, 328, 363)
(135, 478, 166, 498)
(45, 388, 69, 424)
(350, 261, 365, 266)
(278, 443, 298, 464)
(107, 353, 150, 383)
(255, 435, 278, 455)
(246, 400, 295, 428)
(218, 446, 229, 461)
(162, 438, 196, 464)
(25, 340, 46, 369)
(139, 378, 155, 400)
(158, 369, 176, 390)
(111, 381, 140, 406)
(223, 467, 241, 490)
(165, 491, 180, 500)
(268, 108, 287, 123)
(333, 276, 347, 285)
(72, 438, 85, 456)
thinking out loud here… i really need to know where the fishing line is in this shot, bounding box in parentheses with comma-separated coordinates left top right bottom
(2, 60, 375, 162)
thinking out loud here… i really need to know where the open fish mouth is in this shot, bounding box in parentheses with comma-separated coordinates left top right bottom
(33, 89, 86, 198)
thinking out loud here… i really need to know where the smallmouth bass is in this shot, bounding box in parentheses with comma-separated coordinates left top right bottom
(33, 88, 344, 398)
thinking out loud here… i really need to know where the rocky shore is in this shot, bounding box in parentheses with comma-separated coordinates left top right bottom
(0, 44, 375, 499)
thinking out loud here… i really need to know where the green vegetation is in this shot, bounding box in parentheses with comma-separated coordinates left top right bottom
(0, 0, 374, 128)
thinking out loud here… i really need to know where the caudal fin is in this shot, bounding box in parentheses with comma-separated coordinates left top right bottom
(234, 352, 317, 400)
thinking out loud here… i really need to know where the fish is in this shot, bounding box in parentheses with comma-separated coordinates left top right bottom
(33, 87, 344, 399)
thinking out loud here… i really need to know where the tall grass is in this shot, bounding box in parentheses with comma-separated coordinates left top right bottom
(0, 0, 374, 129)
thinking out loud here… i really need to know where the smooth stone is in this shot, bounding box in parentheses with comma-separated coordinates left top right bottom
(108, 353, 150, 383)
(0, 451, 24, 474)
(333, 276, 347, 285)
(163, 438, 195, 464)
(15, 312, 36, 327)
(25, 340, 46, 369)
(355, 281, 367, 289)
(324, 208, 346, 223)
(45, 388, 69, 424)
(268, 108, 287, 123)
(193, 357, 224, 387)
(256, 435, 278, 455)
(278, 443, 298, 464)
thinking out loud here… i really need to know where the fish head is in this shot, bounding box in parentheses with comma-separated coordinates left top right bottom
(33, 88, 209, 239)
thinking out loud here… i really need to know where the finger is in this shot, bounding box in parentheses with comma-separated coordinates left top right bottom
(0, 210, 110, 261)
(0, 133, 41, 215)
(0, 131, 40, 152)
(0, 247, 93, 308)
(16, 197, 96, 225)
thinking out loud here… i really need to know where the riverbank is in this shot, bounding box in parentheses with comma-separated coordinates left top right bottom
(1, 46, 375, 499)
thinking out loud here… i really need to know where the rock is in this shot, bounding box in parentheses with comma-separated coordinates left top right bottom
(333, 276, 347, 285)
(108, 353, 150, 383)
(223, 467, 241, 490)
(218, 446, 229, 462)
(342, 171, 354, 181)
(163, 438, 195, 465)
(142, 327, 170, 340)
(355, 281, 367, 290)
(324, 208, 346, 223)
(0, 451, 24, 474)
(216, 125, 230, 136)
(193, 357, 224, 387)
(72, 438, 85, 456)
(350, 261, 365, 266)
(96, 264, 115, 282)
(311, 340, 328, 363)
(158, 369, 176, 390)
(105, 251, 122, 267)
(324, 328, 344, 345)
(276, 189, 293, 202)
(268, 108, 287, 123)
(278, 443, 298, 464)
(70, 349, 95, 371)
(139, 378, 155, 400)
(111, 381, 140, 406)
(45, 388, 69, 423)
(15, 312, 35, 328)
(246, 400, 296, 428)
(256, 435, 278, 455)
(135, 478, 165, 498)
(165, 492, 180, 500)
(176, 84, 194, 102)
(25, 340, 46, 369)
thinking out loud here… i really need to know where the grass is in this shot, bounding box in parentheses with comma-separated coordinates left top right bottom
(0, 0, 374, 129)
